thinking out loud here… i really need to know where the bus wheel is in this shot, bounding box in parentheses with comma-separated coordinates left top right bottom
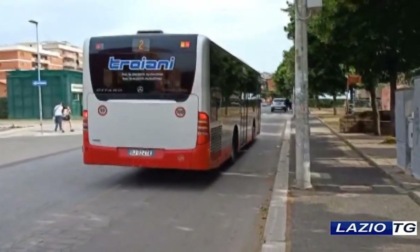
(230, 130, 239, 163)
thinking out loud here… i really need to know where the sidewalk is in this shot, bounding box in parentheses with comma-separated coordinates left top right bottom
(287, 119, 420, 252)
(0, 120, 82, 138)
(317, 116, 420, 205)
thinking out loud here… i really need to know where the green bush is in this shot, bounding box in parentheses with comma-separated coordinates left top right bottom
(0, 97, 7, 118)
(309, 98, 345, 108)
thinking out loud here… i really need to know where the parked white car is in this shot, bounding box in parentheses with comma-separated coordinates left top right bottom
(271, 98, 287, 112)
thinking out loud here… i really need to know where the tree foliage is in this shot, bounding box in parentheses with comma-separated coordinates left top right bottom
(274, 0, 346, 107)
(273, 47, 294, 97)
(274, 0, 420, 134)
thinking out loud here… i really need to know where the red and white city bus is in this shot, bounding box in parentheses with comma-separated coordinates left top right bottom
(82, 31, 262, 170)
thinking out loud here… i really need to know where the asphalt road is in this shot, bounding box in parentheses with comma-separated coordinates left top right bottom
(0, 135, 81, 167)
(0, 108, 290, 252)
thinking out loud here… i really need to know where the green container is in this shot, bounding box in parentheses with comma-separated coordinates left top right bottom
(7, 70, 83, 119)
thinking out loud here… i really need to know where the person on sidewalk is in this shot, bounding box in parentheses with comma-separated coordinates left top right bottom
(62, 105, 74, 132)
(285, 98, 292, 112)
(53, 102, 65, 133)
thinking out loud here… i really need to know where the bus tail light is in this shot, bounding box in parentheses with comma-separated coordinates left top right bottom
(82, 110, 88, 130)
(197, 112, 209, 145)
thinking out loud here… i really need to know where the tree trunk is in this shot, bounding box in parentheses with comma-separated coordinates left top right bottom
(315, 94, 321, 110)
(332, 93, 337, 115)
(369, 86, 381, 135)
(389, 70, 397, 136)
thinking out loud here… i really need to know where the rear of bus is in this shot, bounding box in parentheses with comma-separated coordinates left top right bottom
(82, 34, 212, 170)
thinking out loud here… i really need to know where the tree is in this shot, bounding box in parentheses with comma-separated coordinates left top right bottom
(278, 0, 347, 112)
(309, 0, 387, 135)
(364, 0, 420, 134)
(312, 0, 420, 135)
(308, 37, 347, 115)
(273, 47, 294, 98)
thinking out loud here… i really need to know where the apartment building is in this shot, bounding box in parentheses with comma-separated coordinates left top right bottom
(20, 41, 83, 71)
(42, 41, 83, 71)
(0, 45, 62, 97)
(261, 72, 276, 92)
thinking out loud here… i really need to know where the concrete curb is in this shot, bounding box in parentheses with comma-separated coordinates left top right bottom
(261, 119, 291, 252)
(0, 126, 35, 136)
(0, 127, 83, 138)
(316, 116, 420, 207)
(0, 121, 83, 136)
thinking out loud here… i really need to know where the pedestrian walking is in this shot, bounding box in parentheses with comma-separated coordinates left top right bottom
(53, 102, 65, 133)
(285, 98, 292, 112)
(62, 105, 74, 132)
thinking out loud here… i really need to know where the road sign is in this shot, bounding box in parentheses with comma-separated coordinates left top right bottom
(347, 74, 362, 86)
(33, 80, 47, 86)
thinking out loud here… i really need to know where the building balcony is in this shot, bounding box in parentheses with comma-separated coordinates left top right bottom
(63, 55, 77, 61)
(32, 58, 50, 64)
(63, 62, 78, 69)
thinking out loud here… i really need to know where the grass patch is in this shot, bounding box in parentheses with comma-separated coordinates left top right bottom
(326, 121, 340, 132)
(309, 108, 342, 132)
(317, 114, 341, 119)
(380, 136, 396, 144)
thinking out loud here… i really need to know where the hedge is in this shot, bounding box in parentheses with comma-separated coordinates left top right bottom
(309, 98, 346, 108)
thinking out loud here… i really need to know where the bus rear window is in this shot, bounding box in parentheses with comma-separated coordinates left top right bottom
(89, 35, 197, 101)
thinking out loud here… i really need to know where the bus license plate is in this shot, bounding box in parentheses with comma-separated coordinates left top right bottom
(128, 149, 154, 157)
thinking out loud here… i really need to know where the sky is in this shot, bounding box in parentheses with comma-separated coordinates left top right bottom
(0, 0, 292, 73)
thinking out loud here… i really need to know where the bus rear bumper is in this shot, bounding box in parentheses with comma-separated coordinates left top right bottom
(83, 142, 212, 171)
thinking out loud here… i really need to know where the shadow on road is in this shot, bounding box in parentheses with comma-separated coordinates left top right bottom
(111, 168, 222, 191)
(89, 148, 253, 191)
(85, 112, 285, 191)
(88, 136, 264, 191)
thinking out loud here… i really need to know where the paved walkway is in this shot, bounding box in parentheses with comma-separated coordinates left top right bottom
(317, 116, 420, 205)
(287, 119, 420, 252)
(339, 133, 396, 166)
(0, 120, 82, 138)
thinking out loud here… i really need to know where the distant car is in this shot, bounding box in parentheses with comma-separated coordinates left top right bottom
(271, 98, 287, 112)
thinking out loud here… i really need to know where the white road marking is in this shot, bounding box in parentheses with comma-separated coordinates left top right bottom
(175, 226, 194, 232)
(221, 172, 271, 178)
(259, 132, 284, 137)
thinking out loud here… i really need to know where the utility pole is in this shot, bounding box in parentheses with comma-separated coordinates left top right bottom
(294, 0, 312, 189)
(29, 20, 44, 134)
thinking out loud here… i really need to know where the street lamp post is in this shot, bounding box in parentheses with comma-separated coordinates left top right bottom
(294, 0, 323, 189)
(29, 19, 43, 134)
(294, 0, 312, 189)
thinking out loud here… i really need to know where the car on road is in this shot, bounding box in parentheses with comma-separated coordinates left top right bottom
(271, 98, 287, 112)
